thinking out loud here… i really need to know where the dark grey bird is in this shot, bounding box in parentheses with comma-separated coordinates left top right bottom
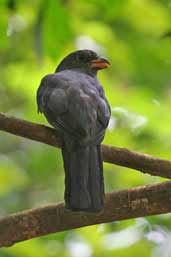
(37, 49, 111, 212)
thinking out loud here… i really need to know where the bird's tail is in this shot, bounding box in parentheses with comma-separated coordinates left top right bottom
(62, 137, 104, 213)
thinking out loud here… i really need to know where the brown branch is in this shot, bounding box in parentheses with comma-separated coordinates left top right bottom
(0, 112, 171, 178)
(1, 181, 171, 247)
(1, 112, 171, 247)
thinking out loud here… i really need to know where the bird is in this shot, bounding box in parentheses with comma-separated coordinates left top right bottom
(37, 49, 111, 212)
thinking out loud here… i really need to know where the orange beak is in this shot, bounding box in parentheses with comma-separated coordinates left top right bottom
(90, 57, 110, 69)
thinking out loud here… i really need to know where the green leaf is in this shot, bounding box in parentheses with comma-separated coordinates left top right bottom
(42, 0, 73, 59)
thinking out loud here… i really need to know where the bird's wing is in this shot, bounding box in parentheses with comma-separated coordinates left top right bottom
(97, 85, 111, 129)
(37, 74, 84, 139)
(37, 74, 68, 114)
(37, 74, 68, 127)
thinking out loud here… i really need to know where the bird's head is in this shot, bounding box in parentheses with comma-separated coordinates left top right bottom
(55, 49, 110, 76)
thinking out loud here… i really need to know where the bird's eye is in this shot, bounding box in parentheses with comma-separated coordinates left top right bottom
(78, 55, 85, 61)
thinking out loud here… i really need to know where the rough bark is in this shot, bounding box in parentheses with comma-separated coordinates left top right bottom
(0, 112, 171, 178)
(1, 112, 171, 247)
(1, 181, 171, 247)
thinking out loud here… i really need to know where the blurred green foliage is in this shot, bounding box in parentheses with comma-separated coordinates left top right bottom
(1, 0, 171, 256)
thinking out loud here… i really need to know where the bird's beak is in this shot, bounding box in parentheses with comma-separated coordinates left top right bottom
(90, 57, 110, 69)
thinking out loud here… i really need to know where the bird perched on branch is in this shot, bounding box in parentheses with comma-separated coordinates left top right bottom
(37, 49, 111, 212)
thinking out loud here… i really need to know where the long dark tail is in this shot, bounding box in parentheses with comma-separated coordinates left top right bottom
(62, 138, 104, 213)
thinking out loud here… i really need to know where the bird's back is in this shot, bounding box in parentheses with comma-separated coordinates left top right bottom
(37, 70, 110, 145)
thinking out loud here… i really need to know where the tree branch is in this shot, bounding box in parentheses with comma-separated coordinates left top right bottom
(0, 112, 171, 178)
(1, 181, 171, 247)
(1, 112, 171, 247)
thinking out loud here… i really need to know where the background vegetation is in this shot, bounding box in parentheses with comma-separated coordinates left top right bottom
(1, 0, 171, 256)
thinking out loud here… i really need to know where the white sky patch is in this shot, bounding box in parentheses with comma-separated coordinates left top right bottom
(7, 14, 27, 37)
(66, 240, 92, 257)
(145, 225, 171, 257)
(108, 117, 117, 132)
(102, 226, 143, 249)
(102, 218, 149, 250)
(146, 231, 165, 244)
(109, 106, 148, 132)
(76, 35, 104, 54)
